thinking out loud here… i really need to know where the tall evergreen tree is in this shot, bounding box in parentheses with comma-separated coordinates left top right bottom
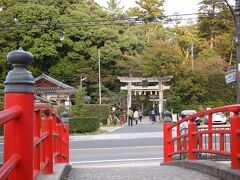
(197, 0, 234, 48)
(129, 0, 164, 19)
(106, 0, 124, 16)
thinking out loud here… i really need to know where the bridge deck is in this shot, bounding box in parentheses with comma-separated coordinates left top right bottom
(68, 160, 219, 180)
(68, 116, 224, 180)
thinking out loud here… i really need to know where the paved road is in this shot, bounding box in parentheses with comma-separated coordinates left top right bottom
(68, 117, 220, 180)
(109, 123, 163, 134)
(69, 121, 164, 163)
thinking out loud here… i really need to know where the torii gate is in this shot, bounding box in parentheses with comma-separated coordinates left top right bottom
(117, 76, 173, 118)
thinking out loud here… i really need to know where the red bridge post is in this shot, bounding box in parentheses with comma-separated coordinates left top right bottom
(63, 124, 69, 163)
(55, 121, 63, 163)
(231, 111, 240, 169)
(42, 111, 54, 174)
(208, 113, 213, 151)
(34, 109, 41, 173)
(61, 112, 70, 163)
(188, 117, 197, 160)
(4, 48, 35, 180)
(163, 114, 173, 162)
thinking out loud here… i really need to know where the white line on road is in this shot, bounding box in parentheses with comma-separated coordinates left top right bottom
(70, 145, 163, 151)
(70, 132, 165, 141)
(70, 157, 164, 164)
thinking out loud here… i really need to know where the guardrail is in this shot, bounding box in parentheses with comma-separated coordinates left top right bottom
(0, 49, 69, 180)
(163, 105, 240, 169)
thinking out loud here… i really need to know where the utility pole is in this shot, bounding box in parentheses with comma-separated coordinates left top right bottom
(191, 40, 194, 70)
(223, 0, 240, 103)
(80, 75, 87, 87)
(236, 0, 240, 103)
(98, 49, 102, 105)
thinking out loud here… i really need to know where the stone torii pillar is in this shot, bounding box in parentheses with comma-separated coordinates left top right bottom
(159, 80, 163, 118)
(117, 76, 173, 116)
(127, 82, 132, 110)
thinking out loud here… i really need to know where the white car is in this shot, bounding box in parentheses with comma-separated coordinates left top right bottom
(205, 112, 227, 124)
(180, 110, 201, 125)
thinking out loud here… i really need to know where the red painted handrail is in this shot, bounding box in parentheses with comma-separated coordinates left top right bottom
(0, 106, 22, 126)
(0, 101, 69, 179)
(33, 103, 69, 176)
(0, 49, 70, 179)
(0, 154, 21, 180)
(163, 105, 240, 170)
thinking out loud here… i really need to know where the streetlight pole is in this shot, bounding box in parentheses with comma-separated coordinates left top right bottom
(98, 48, 102, 105)
(235, 0, 240, 103)
(80, 75, 87, 87)
(223, 0, 240, 103)
(191, 40, 194, 70)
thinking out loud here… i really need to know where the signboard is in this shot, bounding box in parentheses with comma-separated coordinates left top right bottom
(225, 72, 236, 84)
(142, 79, 148, 87)
(227, 66, 236, 72)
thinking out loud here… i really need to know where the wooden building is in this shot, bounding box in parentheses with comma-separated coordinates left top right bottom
(34, 74, 75, 109)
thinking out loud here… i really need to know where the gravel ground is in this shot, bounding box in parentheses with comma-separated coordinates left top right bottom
(68, 161, 219, 180)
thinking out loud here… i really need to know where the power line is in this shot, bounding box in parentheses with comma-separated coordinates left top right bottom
(0, 11, 230, 30)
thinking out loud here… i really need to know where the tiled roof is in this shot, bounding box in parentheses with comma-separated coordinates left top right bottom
(35, 87, 76, 94)
(35, 74, 75, 90)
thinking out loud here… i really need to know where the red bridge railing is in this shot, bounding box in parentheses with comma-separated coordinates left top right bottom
(33, 104, 69, 179)
(0, 49, 69, 180)
(163, 105, 240, 169)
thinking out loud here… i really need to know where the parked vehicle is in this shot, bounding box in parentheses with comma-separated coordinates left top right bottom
(180, 110, 200, 126)
(205, 112, 227, 125)
(172, 114, 178, 123)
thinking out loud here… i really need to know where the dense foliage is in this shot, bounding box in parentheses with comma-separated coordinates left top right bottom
(82, 104, 110, 122)
(69, 117, 100, 133)
(0, 0, 237, 114)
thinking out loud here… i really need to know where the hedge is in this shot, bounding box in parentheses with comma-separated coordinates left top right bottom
(0, 126, 3, 136)
(82, 104, 110, 125)
(69, 117, 100, 134)
(99, 118, 107, 125)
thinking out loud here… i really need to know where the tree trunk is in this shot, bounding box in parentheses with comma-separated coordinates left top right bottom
(182, 49, 189, 65)
(210, 34, 214, 49)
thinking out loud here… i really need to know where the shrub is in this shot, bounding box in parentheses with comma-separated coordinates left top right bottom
(57, 105, 68, 115)
(69, 117, 100, 134)
(99, 118, 107, 125)
(0, 126, 3, 136)
(82, 104, 110, 124)
(71, 87, 86, 117)
(111, 118, 118, 126)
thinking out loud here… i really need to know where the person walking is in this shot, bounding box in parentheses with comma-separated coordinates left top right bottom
(139, 109, 143, 122)
(151, 108, 156, 123)
(127, 107, 133, 126)
(133, 109, 139, 125)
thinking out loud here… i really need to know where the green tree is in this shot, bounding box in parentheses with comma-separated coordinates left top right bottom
(166, 69, 207, 112)
(174, 25, 201, 66)
(204, 72, 236, 107)
(0, 1, 61, 77)
(142, 40, 183, 77)
(0, 83, 4, 110)
(106, 0, 124, 17)
(87, 84, 114, 104)
(197, 0, 234, 48)
(72, 87, 86, 117)
(129, 0, 164, 19)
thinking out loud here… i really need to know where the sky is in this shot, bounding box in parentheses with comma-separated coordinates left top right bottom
(94, 0, 201, 15)
(94, 0, 235, 15)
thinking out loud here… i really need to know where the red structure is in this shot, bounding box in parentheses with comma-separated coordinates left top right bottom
(163, 105, 240, 170)
(0, 49, 69, 179)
